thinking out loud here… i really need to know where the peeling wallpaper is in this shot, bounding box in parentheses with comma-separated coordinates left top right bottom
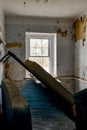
(73, 15, 87, 42)
(74, 15, 87, 81)
(6, 42, 22, 48)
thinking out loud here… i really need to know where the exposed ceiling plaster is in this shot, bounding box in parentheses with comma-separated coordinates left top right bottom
(0, 0, 87, 18)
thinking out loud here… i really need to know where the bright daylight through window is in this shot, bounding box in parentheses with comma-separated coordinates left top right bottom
(25, 32, 57, 78)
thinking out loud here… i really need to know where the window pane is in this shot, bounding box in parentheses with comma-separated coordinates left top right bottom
(43, 48, 48, 56)
(29, 57, 49, 72)
(36, 39, 42, 47)
(30, 38, 49, 57)
(43, 39, 48, 47)
(30, 48, 35, 56)
(30, 39, 36, 47)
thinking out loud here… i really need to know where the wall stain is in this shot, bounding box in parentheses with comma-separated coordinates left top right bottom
(3, 61, 10, 78)
(73, 15, 87, 42)
(57, 28, 67, 37)
(27, 28, 29, 31)
(18, 33, 21, 37)
(0, 39, 3, 43)
(24, 2, 26, 5)
(57, 20, 59, 24)
(6, 42, 22, 48)
(44, 0, 48, 3)
(0, 26, 2, 32)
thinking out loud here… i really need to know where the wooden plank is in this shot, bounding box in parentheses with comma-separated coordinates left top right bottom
(24, 60, 74, 104)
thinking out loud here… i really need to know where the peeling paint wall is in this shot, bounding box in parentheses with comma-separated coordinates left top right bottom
(5, 16, 74, 80)
(0, 9, 5, 107)
(74, 39, 87, 80)
(73, 15, 86, 42)
(0, 10, 5, 83)
(0, 10, 5, 37)
(57, 25, 74, 78)
(74, 15, 87, 81)
(6, 42, 22, 48)
(3, 60, 25, 80)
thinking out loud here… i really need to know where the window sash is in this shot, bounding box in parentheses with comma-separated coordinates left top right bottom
(29, 38, 50, 57)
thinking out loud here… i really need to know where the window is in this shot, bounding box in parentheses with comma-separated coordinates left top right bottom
(29, 38, 49, 57)
(25, 32, 57, 78)
(29, 38, 50, 72)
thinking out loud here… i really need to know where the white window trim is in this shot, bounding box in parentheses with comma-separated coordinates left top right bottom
(25, 32, 57, 77)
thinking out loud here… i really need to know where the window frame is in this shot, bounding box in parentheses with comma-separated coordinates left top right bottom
(25, 32, 57, 78)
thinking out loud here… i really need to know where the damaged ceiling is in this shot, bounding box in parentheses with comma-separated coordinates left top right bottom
(0, 0, 87, 18)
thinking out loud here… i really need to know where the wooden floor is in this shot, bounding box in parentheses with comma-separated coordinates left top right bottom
(19, 79, 75, 130)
